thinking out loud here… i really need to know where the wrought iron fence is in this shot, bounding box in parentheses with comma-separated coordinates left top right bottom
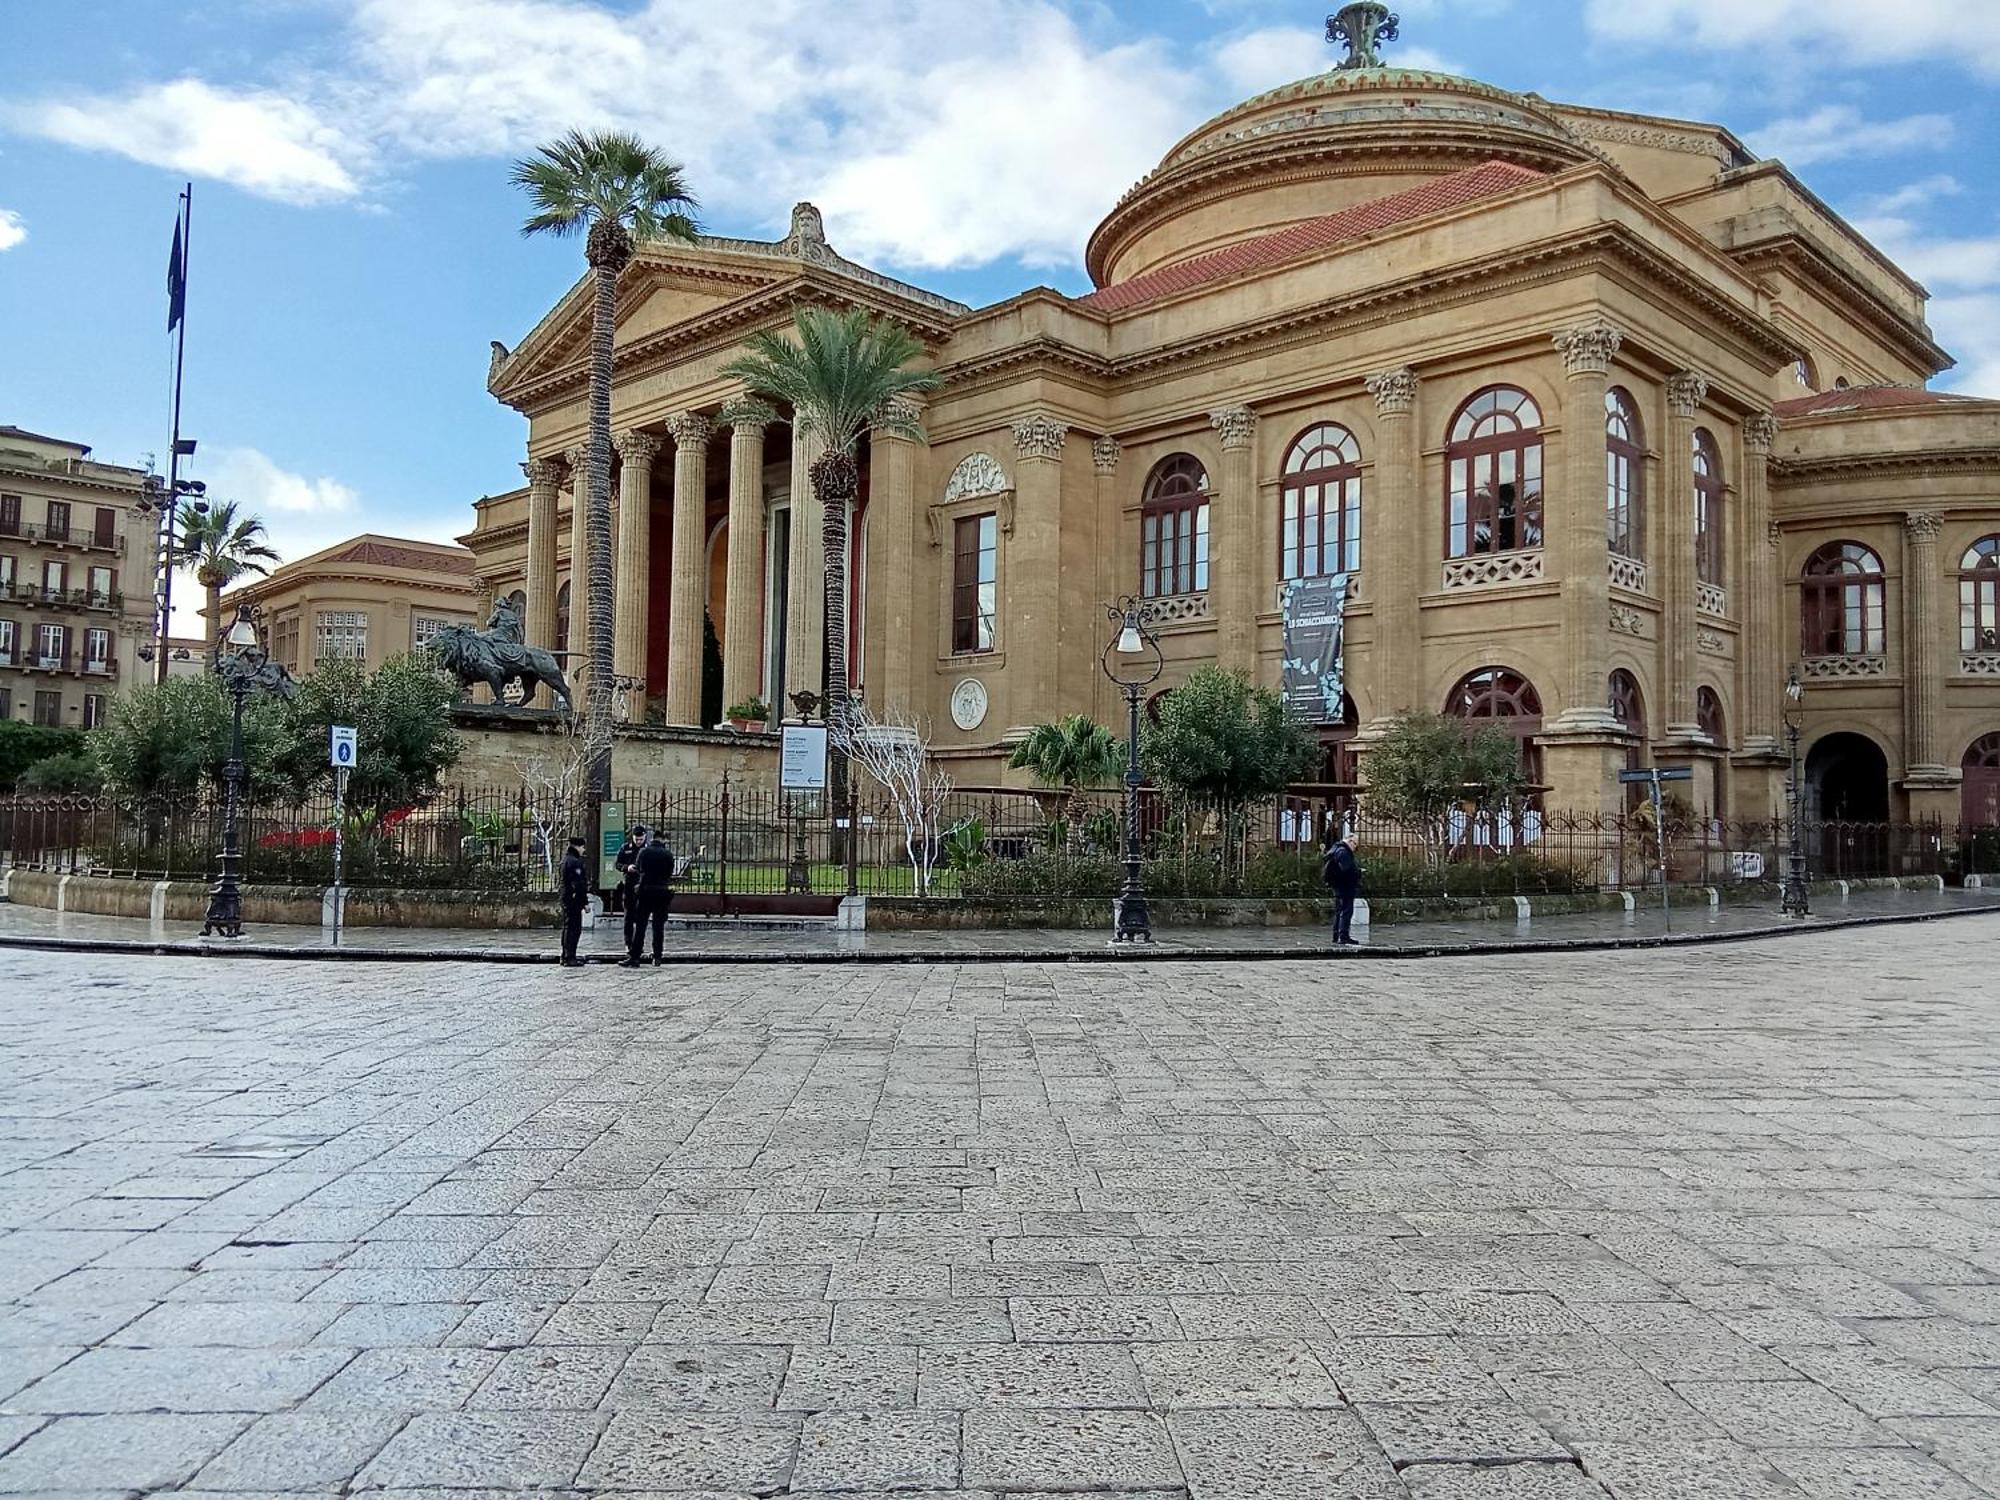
(0, 781, 1981, 903)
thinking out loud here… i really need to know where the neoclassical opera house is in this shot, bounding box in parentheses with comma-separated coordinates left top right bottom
(463, 8, 2000, 826)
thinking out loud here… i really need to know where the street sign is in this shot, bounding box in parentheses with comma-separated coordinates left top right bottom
(329, 725, 358, 768)
(780, 724, 829, 792)
(597, 800, 627, 890)
(1618, 766, 1693, 783)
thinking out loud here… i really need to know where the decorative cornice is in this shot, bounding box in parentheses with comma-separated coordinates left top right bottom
(1010, 414, 1068, 464)
(1772, 446, 2000, 483)
(1092, 436, 1122, 475)
(1745, 411, 1778, 454)
(1566, 116, 1743, 167)
(1552, 320, 1622, 377)
(615, 430, 663, 465)
(522, 457, 564, 490)
(665, 412, 712, 451)
(719, 396, 778, 432)
(1904, 510, 1944, 541)
(1209, 405, 1257, 450)
(1667, 369, 1710, 418)
(1365, 367, 1418, 415)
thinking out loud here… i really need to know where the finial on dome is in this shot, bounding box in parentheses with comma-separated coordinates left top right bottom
(1326, 3, 1399, 70)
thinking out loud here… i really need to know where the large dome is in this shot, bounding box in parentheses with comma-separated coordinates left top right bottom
(1085, 66, 1598, 289)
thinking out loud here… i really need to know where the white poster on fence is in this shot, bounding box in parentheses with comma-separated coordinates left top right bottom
(779, 724, 828, 792)
(1279, 573, 1349, 722)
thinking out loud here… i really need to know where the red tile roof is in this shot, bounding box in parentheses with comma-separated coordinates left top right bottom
(327, 538, 478, 575)
(1773, 385, 1990, 419)
(1076, 160, 1547, 313)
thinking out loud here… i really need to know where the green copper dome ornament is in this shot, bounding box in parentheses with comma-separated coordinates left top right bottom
(1327, 3, 1399, 69)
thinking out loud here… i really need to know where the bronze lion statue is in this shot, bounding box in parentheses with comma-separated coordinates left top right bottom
(431, 598, 573, 711)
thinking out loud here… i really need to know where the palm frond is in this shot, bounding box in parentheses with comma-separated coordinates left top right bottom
(723, 306, 940, 454)
(513, 129, 701, 243)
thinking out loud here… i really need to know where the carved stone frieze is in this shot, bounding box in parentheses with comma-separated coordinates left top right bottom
(1697, 628, 1726, 654)
(1209, 405, 1257, 450)
(1609, 604, 1645, 637)
(943, 453, 1010, 503)
(1553, 320, 1623, 377)
(1010, 414, 1067, 463)
(1366, 367, 1417, 416)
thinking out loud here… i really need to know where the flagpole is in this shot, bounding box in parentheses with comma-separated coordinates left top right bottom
(156, 183, 191, 684)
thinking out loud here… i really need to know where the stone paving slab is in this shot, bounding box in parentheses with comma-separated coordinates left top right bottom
(3, 921, 2000, 1495)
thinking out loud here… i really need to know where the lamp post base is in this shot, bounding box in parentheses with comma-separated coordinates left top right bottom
(1112, 892, 1152, 944)
(199, 884, 243, 939)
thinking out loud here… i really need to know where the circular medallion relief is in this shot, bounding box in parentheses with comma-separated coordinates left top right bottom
(950, 678, 989, 731)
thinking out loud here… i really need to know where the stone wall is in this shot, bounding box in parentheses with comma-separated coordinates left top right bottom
(450, 706, 779, 791)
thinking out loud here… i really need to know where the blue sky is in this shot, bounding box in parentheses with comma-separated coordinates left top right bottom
(2, 0, 1996, 630)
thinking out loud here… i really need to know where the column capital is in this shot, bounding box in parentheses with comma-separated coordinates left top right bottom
(665, 411, 712, 450)
(1767, 519, 1781, 549)
(1365, 367, 1417, 416)
(1667, 369, 1710, 418)
(1011, 413, 1067, 463)
(562, 443, 590, 479)
(1209, 405, 1257, 451)
(1745, 410, 1778, 453)
(719, 396, 778, 433)
(1904, 510, 1945, 542)
(1091, 435, 1121, 475)
(1552, 320, 1623, 377)
(872, 395, 927, 445)
(615, 429, 662, 465)
(522, 456, 564, 489)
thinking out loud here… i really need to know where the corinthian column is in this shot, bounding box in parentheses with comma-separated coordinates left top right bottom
(1549, 322, 1623, 732)
(1903, 510, 1947, 778)
(719, 398, 775, 720)
(1740, 412, 1781, 755)
(1209, 405, 1258, 673)
(1008, 413, 1067, 736)
(869, 396, 924, 714)
(564, 443, 590, 674)
(613, 431, 661, 701)
(1362, 368, 1419, 729)
(664, 412, 712, 726)
(784, 421, 826, 713)
(1662, 370, 1708, 739)
(1091, 437, 1121, 723)
(523, 456, 561, 703)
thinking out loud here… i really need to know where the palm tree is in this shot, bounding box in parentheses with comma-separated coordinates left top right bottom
(722, 306, 939, 735)
(512, 130, 699, 794)
(177, 502, 279, 663)
(1009, 714, 1125, 852)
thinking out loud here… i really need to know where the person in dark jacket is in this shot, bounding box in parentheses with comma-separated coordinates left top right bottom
(623, 828, 678, 966)
(614, 824, 649, 952)
(558, 837, 591, 966)
(1322, 832, 1362, 946)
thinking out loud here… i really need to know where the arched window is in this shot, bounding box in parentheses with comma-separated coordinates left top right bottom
(1693, 429, 1725, 587)
(1606, 389, 1644, 561)
(1609, 669, 1646, 785)
(1793, 354, 1817, 391)
(1965, 732, 2000, 830)
(1446, 387, 1544, 558)
(506, 588, 526, 616)
(1141, 454, 1209, 598)
(1697, 686, 1726, 746)
(1446, 666, 1544, 792)
(1802, 542, 1885, 656)
(1280, 425, 1362, 581)
(1962, 535, 2000, 652)
(555, 581, 571, 646)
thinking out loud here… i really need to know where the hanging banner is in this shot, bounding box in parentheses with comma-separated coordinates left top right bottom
(1279, 573, 1349, 723)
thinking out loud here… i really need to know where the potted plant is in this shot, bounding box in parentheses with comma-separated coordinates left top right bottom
(724, 696, 770, 733)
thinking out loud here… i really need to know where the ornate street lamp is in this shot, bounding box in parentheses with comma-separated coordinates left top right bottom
(1782, 664, 1810, 917)
(1101, 598, 1163, 943)
(200, 605, 293, 938)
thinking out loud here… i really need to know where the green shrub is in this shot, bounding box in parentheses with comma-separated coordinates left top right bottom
(0, 722, 89, 790)
(1241, 847, 1325, 899)
(17, 751, 104, 794)
(961, 851, 1121, 898)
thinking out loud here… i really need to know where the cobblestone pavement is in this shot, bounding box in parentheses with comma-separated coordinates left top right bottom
(2, 918, 1999, 1497)
(3, 885, 1996, 961)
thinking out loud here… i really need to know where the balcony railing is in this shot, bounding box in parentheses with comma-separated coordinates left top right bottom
(1137, 592, 1212, 628)
(1801, 653, 1886, 681)
(1442, 549, 1545, 590)
(1961, 652, 2000, 677)
(1607, 555, 1648, 593)
(1696, 581, 1727, 616)
(1, 582, 125, 611)
(0, 521, 123, 553)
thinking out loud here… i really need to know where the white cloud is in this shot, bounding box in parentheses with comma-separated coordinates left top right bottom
(1854, 174, 1964, 218)
(1583, 0, 2000, 77)
(13, 78, 360, 204)
(0, 208, 23, 250)
(1845, 207, 2000, 399)
(206, 446, 359, 519)
(1932, 292, 2000, 398)
(1746, 105, 1952, 167)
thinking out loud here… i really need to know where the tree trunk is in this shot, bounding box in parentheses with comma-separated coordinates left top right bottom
(205, 580, 221, 666)
(812, 448, 859, 728)
(582, 231, 628, 801)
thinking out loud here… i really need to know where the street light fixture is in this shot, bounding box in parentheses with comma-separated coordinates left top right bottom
(200, 605, 292, 938)
(1101, 597, 1163, 944)
(1782, 663, 1810, 917)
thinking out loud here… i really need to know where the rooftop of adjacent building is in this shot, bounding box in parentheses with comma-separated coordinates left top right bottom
(0, 423, 147, 487)
(1774, 385, 1997, 420)
(222, 533, 478, 604)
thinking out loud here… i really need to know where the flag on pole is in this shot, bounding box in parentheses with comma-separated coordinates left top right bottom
(167, 213, 186, 331)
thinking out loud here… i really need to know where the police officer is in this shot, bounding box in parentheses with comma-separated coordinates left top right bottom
(558, 836, 591, 966)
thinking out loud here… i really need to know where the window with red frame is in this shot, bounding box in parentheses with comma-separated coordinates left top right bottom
(1606, 388, 1644, 560)
(1961, 535, 2000, 652)
(1694, 428, 1725, 587)
(1280, 424, 1362, 581)
(1801, 541, 1885, 656)
(951, 512, 998, 655)
(1140, 454, 1209, 598)
(1446, 387, 1544, 557)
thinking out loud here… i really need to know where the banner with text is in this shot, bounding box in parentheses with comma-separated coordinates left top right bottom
(1279, 573, 1349, 723)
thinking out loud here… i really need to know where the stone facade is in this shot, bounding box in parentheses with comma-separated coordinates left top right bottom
(0, 424, 153, 731)
(463, 53, 2000, 822)
(219, 534, 481, 677)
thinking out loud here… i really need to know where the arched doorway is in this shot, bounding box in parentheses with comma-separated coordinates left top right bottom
(1806, 732, 1890, 822)
(1964, 733, 2000, 830)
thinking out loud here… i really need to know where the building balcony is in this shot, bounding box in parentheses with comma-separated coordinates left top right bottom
(1962, 652, 2000, 678)
(19, 654, 73, 675)
(1137, 592, 1212, 628)
(1, 583, 125, 612)
(1696, 581, 1727, 616)
(0, 521, 124, 554)
(1607, 554, 1648, 593)
(1442, 548, 1544, 591)
(1800, 653, 1886, 681)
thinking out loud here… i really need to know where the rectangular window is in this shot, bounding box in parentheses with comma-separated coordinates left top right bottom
(273, 614, 300, 670)
(36, 622, 66, 668)
(0, 686, 10, 719)
(0, 619, 14, 665)
(951, 513, 998, 655)
(42, 560, 64, 598)
(93, 507, 116, 547)
(44, 500, 70, 544)
(315, 609, 368, 662)
(87, 566, 113, 606)
(83, 627, 111, 672)
(412, 615, 453, 653)
(0, 494, 19, 535)
(34, 690, 62, 727)
(0, 555, 13, 591)
(82, 693, 105, 729)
